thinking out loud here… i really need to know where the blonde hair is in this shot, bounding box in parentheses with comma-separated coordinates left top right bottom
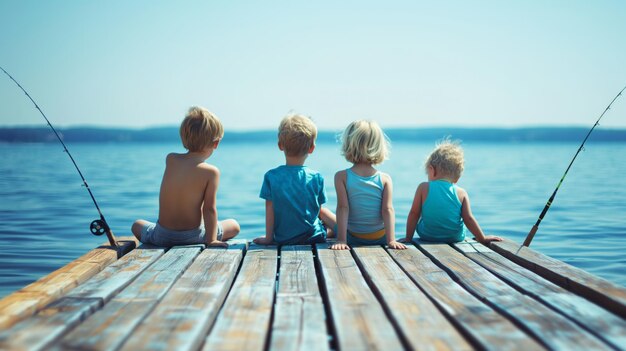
(341, 120, 390, 165)
(180, 106, 224, 152)
(278, 114, 318, 156)
(425, 138, 464, 181)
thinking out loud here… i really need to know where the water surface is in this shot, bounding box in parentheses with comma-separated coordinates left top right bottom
(0, 140, 625, 298)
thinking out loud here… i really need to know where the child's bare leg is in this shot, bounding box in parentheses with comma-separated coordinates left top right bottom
(319, 207, 337, 238)
(131, 219, 150, 241)
(220, 219, 240, 241)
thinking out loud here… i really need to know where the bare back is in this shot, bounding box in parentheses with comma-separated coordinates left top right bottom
(158, 152, 217, 231)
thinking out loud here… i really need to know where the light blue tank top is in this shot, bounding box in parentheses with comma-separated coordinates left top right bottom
(346, 169, 385, 234)
(417, 180, 466, 243)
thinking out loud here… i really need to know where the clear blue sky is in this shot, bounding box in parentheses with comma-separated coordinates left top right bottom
(1, 0, 625, 130)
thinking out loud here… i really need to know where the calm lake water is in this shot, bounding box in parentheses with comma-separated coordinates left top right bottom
(1, 140, 625, 298)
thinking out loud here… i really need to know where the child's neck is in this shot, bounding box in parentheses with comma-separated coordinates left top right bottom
(285, 154, 308, 166)
(430, 176, 456, 183)
(428, 166, 456, 183)
(351, 163, 377, 177)
(187, 149, 213, 162)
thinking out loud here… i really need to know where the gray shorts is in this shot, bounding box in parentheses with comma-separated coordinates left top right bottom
(139, 221, 223, 247)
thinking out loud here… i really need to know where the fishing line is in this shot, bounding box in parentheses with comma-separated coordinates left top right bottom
(1, 66, 118, 248)
(523, 85, 626, 247)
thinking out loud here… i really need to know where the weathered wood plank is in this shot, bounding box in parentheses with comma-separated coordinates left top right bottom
(270, 245, 329, 351)
(316, 244, 403, 351)
(0, 237, 137, 330)
(352, 245, 472, 351)
(490, 238, 626, 319)
(454, 240, 626, 350)
(54, 245, 202, 351)
(419, 241, 611, 351)
(388, 245, 542, 351)
(0, 244, 164, 351)
(202, 244, 278, 351)
(65, 244, 163, 303)
(119, 241, 247, 351)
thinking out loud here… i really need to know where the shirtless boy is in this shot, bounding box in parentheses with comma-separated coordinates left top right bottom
(131, 106, 240, 247)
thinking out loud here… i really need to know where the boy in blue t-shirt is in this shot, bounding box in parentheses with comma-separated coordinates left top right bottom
(253, 114, 336, 245)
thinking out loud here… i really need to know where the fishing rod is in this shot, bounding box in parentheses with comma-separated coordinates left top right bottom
(523, 85, 626, 247)
(1, 66, 118, 248)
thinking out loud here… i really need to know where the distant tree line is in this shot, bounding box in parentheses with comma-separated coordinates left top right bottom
(1, 126, 626, 143)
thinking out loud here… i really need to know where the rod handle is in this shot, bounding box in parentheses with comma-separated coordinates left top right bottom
(106, 229, 118, 249)
(523, 225, 539, 247)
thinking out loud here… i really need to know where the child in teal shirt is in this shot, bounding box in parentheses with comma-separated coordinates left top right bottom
(403, 139, 502, 244)
(253, 114, 336, 245)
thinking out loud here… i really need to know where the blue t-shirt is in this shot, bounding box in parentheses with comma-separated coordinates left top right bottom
(259, 165, 327, 244)
(417, 180, 466, 243)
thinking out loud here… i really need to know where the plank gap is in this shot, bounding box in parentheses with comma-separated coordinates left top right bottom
(349, 246, 413, 351)
(415, 242, 552, 350)
(263, 245, 281, 351)
(384, 244, 484, 350)
(453, 240, 626, 350)
(312, 244, 339, 351)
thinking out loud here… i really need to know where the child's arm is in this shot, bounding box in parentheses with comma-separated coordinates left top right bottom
(458, 188, 503, 244)
(204, 167, 227, 247)
(402, 183, 426, 243)
(381, 174, 406, 250)
(253, 200, 275, 245)
(319, 207, 337, 238)
(331, 171, 350, 250)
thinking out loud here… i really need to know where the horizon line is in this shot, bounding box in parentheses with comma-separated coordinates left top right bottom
(2, 124, 626, 132)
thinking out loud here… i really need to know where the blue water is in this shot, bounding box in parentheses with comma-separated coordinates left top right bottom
(1, 141, 625, 298)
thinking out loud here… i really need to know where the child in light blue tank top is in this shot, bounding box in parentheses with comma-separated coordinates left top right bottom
(331, 120, 406, 250)
(403, 139, 503, 244)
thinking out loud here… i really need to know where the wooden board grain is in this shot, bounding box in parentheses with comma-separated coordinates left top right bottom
(316, 244, 404, 351)
(202, 244, 278, 351)
(490, 238, 626, 319)
(388, 245, 542, 351)
(270, 245, 329, 351)
(353, 245, 472, 351)
(4, 235, 622, 351)
(419, 241, 612, 351)
(454, 240, 626, 350)
(54, 245, 202, 351)
(0, 237, 137, 330)
(0, 244, 163, 351)
(119, 241, 247, 351)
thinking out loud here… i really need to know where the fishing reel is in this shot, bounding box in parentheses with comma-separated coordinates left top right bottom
(90, 218, 119, 248)
(90, 219, 109, 236)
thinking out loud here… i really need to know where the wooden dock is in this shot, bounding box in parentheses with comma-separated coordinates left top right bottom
(0, 237, 625, 351)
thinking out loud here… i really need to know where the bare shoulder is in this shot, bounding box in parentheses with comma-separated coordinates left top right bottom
(416, 181, 429, 196)
(379, 172, 393, 186)
(165, 152, 179, 163)
(455, 185, 468, 202)
(334, 169, 347, 182)
(199, 163, 220, 178)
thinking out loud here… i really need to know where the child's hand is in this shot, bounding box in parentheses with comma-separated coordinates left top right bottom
(330, 241, 350, 250)
(478, 235, 503, 244)
(253, 237, 274, 245)
(387, 241, 407, 250)
(208, 240, 228, 248)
